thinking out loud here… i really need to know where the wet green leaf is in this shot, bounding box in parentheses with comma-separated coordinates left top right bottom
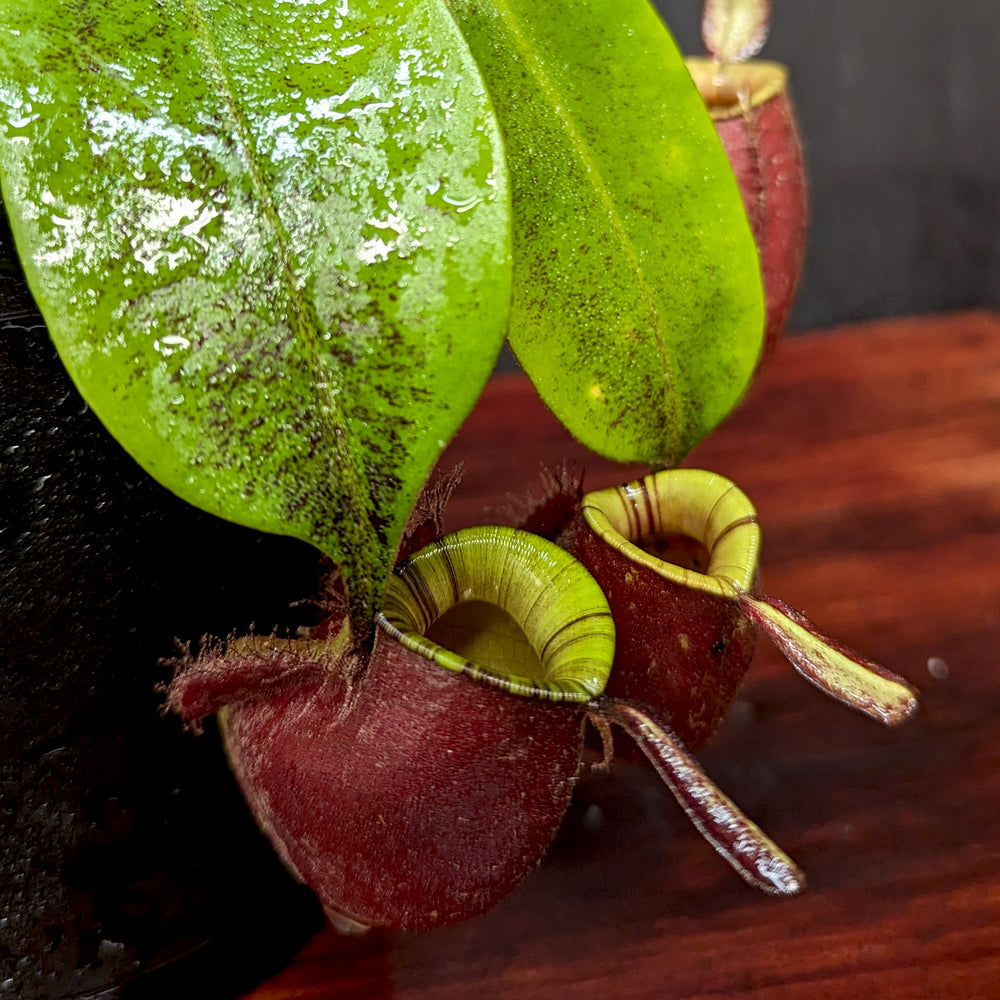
(447, 0, 764, 467)
(0, 0, 511, 639)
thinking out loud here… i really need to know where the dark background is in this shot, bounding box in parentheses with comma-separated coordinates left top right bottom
(658, 0, 999, 331)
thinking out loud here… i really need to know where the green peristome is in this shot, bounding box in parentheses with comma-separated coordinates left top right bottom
(0, 0, 511, 641)
(378, 525, 615, 702)
(446, 0, 765, 468)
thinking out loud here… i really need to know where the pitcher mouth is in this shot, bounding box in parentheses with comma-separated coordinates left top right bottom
(580, 468, 760, 597)
(685, 57, 788, 119)
(377, 525, 615, 703)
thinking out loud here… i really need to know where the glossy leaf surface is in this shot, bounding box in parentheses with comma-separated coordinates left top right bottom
(0, 0, 511, 636)
(447, 0, 764, 468)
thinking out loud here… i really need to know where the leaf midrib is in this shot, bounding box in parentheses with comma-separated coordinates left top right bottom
(488, 0, 681, 452)
(183, 0, 378, 618)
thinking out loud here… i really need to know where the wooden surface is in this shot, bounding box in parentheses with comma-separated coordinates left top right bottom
(242, 311, 1000, 1000)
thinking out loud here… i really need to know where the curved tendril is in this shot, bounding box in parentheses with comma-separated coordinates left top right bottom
(592, 697, 805, 896)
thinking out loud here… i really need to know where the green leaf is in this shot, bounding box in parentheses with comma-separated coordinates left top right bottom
(0, 0, 511, 639)
(446, 0, 764, 468)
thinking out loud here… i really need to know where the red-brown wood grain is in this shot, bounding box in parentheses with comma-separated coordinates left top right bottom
(242, 311, 1000, 1000)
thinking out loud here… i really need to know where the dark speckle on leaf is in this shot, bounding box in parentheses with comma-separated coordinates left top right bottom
(0, 0, 513, 637)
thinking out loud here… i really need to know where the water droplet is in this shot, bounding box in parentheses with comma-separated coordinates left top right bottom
(153, 334, 191, 358)
(98, 939, 126, 960)
(582, 804, 604, 831)
(927, 656, 949, 680)
(442, 193, 482, 213)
